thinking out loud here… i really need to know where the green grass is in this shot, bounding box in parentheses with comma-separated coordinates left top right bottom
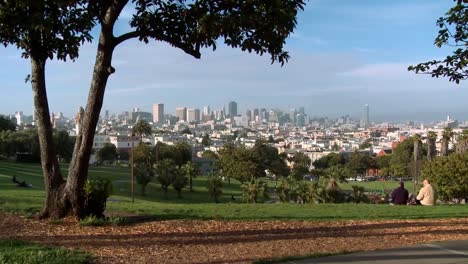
(1, 161, 468, 221)
(0, 240, 90, 264)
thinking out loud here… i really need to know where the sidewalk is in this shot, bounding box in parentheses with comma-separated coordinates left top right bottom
(289, 240, 468, 264)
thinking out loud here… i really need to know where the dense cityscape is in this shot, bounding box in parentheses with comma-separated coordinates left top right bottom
(2, 101, 467, 167)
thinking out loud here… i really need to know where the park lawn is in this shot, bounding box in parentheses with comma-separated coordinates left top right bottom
(1, 160, 468, 221)
(0, 239, 90, 264)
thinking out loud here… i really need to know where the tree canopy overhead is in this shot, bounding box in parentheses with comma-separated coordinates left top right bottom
(408, 0, 467, 83)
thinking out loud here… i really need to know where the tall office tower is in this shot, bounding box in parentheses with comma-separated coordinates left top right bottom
(228, 101, 238, 117)
(252, 108, 259, 121)
(290, 108, 297, 124)
(213, 110, 223, 120)
(298, 107, 305, 115)
(152, 103, 164, 123)
(296, 113, 306, 127)
(245, 110, 252, 121)
(15, 111, 23, 126)
(203, 106, 211, 116)
(105, 110, 109, 120)
(175, 107, 187, 122)
(364, 104, 370, 128)
(260, 108, 268, 121)
(187, 108, 200, 123)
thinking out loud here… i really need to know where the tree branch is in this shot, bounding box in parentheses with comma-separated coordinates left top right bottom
(114, 31, 139, 46)
(114, 31, 201, 59)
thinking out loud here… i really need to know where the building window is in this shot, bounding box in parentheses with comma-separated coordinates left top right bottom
(128, 143, 130, 147)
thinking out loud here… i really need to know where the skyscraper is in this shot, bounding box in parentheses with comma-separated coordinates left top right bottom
(364, 104, 370, 128)
(175, 107, 187, 122)
(152, 103, 164, 123)
(187, 108, 200, 123)
(252, 108, 259, 121)
(228, 101, 237, 117)
(203, 106, 210, 116)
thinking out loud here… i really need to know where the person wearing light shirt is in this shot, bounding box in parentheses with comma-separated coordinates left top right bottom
(416, 179, 435, 206)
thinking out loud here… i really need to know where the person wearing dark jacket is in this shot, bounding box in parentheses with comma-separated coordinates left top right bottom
(391, 181, 409, 205)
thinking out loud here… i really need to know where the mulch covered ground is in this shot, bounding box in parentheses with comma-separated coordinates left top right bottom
(2, 212, 468, 264)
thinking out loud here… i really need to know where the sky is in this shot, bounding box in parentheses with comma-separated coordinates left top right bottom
(1, 0, 467, 122)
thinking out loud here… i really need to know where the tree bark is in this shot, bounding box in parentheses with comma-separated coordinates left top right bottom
(65, 24, 115, 218)
(31, 57, 69, 219)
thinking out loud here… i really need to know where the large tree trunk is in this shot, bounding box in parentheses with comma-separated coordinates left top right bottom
(31, 57, 69, 219)
(65, 25, 115, 218)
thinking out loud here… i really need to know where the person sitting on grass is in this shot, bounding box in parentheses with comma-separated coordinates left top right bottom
(11, 175, 32, 188)
(416, 179, 435, 206)
(390, 181, 408, 205)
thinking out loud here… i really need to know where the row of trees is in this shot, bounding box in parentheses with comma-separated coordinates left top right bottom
(0, 128, 74, 163)
(132, 142, 198, 197)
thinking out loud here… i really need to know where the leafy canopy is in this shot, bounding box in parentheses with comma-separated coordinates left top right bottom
(408, 0, 467, 83)
(0, 0, 94, 61)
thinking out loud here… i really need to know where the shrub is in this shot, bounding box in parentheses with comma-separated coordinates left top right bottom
(350, 185, 370, 204)
(83, 178, 112, 218)
(207, 174, 223, 203)
(421, 153, 468, 203)
(241, 179, 269, 203)
(79, 216, 127, 226)
(277, 178, 319, 204)
(172, 174, 188, 198)
(134, 163, 154, 196)
(320, 178, 345, 203)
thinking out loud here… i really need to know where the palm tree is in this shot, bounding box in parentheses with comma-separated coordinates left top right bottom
(412, 134, 422, 194)
(427, 131, 437, 160)
(456, 130, 468, 154)
(132, 120, 152, 142)
(441, 128, 453, 156)
(181, 161, 200, 192)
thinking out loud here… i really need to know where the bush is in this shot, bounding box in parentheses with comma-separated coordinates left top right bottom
(350, 185, 370, 204)
(241, 179, 269, 203)
(83, 178, 112, 218)
(172, 174, 188, 198)
(320, 178, 345, 203)
(422, 153, 468, 203)
(276, 178, 319, 204)
(79, 216, 126, 226)
(207, 174, 223, 203)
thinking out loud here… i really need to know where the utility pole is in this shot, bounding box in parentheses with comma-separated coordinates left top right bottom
(131, 147, 134, 203)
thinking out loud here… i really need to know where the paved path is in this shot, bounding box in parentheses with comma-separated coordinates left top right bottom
(290, 240, 468, 264)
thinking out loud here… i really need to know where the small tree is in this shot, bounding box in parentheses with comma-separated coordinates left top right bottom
(133, 120, 152, 142)
(241, 179, 269, 204)
(181, 161, 200, 192)
(155, 159, 177, 197)
(0, 116, 16, 132)
(207, 174, 223, 203)
(172, 173, 187, 198)
(201, 133, 211, 147)
(96, 143, 117, 165)
(422, 153, 468, 203)
(134, 163, 154, 196)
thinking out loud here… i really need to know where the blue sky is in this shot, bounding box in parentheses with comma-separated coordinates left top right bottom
(1, 0, 467, 122)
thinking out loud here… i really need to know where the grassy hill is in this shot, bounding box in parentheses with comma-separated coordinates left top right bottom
(1, 161, 467, 221)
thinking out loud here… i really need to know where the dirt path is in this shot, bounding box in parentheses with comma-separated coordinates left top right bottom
(2, 212, 468, 264)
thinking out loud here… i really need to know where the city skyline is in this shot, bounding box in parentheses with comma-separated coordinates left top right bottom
(0, 0, 467, 122)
